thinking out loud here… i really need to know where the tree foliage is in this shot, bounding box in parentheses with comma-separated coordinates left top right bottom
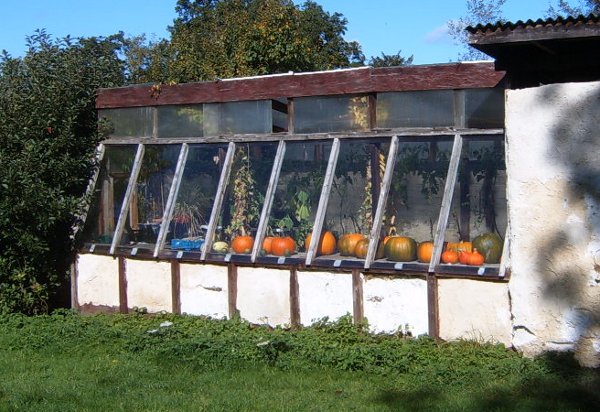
(547, 0, 600, 16)
(368, 51, 413, 68)
(0, 31, 124, 314)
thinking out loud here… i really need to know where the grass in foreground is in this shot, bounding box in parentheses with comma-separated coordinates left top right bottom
(0, 311, 598, 411)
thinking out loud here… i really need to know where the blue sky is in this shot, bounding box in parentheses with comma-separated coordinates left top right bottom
(1, 0, 562, 65)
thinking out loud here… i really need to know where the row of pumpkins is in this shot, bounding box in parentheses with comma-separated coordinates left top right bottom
(227, 231, 503, 265)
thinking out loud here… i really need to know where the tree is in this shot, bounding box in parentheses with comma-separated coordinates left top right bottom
(368, 51, 413, 68)
(0, 31, 124, 314)
(447, 0, 507, 61)
(546, 0, 600, 16)
(160, 0, 365, 83)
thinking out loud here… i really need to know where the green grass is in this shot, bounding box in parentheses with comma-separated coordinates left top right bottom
(0, 311, 598, 411)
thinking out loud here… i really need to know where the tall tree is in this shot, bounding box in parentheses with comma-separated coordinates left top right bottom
(0, 31, 124, 314)
(447, 0, 507, 61)
(547, 0, 600, 16)
(368, 51, 413, 68)
(161, 0, 365, 83)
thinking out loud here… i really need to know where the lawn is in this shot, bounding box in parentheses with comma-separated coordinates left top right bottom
(0, 311, 598, 411)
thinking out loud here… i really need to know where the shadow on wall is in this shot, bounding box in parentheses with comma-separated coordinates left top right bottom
(536, 83, 600, 366)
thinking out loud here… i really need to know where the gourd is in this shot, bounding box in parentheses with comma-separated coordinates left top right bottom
(262, 236, 276, 254)
(417, 241, 434, 263)
(466, 249, 485, 266)
(339, 233, 366, 256)
(353, 238, 385, 260)
(305, 231, 337, 256)
(271, 236, 296, 257)
(472, 233, 503, 264)
(441, 249, 459, 264)
(231, 235, 254, 254)
(446, 241, 472, 254)
(384, 236, 417, 262)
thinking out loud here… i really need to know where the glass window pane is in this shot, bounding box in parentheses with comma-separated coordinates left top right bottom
(81, 145, 137, 244)
(317, 138, 391, 262)
(167, 143, 228, 251)
(203, 101, 272, 135)
(465, 88, 505, 129)
(263, 140, 332, 257)
(157, 105, 203, 138)
(120, 145, 181, 249)
(377, 91, 454, 128)
(444, 137, 506, 266)
(99, 107, 153, 138)
(211, 142, 278, 254)
(294, 95, 369, 133)
(376, 138, 452, 264)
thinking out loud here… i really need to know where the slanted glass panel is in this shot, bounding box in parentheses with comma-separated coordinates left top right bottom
(443, 136, 506, 266)
(465, 88, 505, 129)
(99, 107, 153, 138)
(157, 105, 203, 138)
(317, 138, 391, 261)
(120, 145, 181, 249)
(263, 140, 332, 257)
(81, 145, 137, 244)
(167, 143, 228, 251)
(374, 138, 452, 264)
(203, 100, 272, 136)
(212, 142, 278, 254)
(377, 91, 454, 128)
(294, 95, 369, 133)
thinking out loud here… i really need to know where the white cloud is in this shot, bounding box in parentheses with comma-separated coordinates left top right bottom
(424, 23, 452, 44)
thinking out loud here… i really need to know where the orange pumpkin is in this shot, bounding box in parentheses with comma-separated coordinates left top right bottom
(271, 236, 296, 257)
(262, 236, 276, 254)
(305, 231, 337, 256)
(458, 251, 471, 265)
(339, 233, 366, 256)
(441, 249, 459, 264)
(466, 249, 485, 266)
(417, 241, 435, 263)
(447, 241, 473, 254)
(231, 235, 254, 254)
(354, 238, 385, 260)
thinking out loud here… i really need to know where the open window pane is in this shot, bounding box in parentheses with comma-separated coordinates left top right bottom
(442, 136, 506, 266)
(167, 143, 228, 251)
(157, 105, 203, 138)
(377, 91, 454, 128)
(210, 142, 278, 255)
(99, 107, 153, 138)
(294, 95, 369, 133)
(315, 138, 391, 262)
(119, 145, 181, 249)
(81, 145, 137, 244)
(375, 138, 452, 265)
(262, 140, 332, 257)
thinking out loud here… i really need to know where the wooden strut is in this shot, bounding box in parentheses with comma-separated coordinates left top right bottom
(427, 272, 440, 339)
(352, 269, 364, 325)
(289, 268, 301, 328)
(118, 256, 128, 314)
(227, 263, 238, 319)
(171, 260, 181, 315)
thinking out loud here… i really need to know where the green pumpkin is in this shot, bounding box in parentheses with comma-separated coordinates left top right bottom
(472, 233, 503, 264)
(384, 236, 417, 262)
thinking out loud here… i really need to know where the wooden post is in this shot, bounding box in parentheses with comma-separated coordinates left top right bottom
(227, 264, 238, 319)
(289, 268, 300, 328)
(70, 260, 79, 311)
(118, 256, 128, 313)
(427, 273, 439, 339)
(171, 260, 181, 315)
(352, 269, 364, 324)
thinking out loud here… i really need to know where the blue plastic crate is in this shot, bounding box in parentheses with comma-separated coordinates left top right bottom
(171, 238, 204, 251)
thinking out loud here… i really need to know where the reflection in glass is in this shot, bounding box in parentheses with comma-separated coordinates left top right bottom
(167, 144, 228, 250)
(213, 142, 278, 253)
(157, 105, 203, 138)
(377, 91, 454, 128)
(315, 138, 391, 260)
(294, 95, 369, 133)
(99, 107, 153, 138)
(82, 145, 137, 244)
(264, 140, 332, 256)
(379, 139, 452, 261)
(444, 137, 506, 265)
(203, 101, 272, 136)
(120, 145, 181, 248)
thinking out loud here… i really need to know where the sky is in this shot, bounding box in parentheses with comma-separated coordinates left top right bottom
(0, 0, 566, 65)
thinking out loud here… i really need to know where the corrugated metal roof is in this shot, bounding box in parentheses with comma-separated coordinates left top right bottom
(466, 13, 600, 34)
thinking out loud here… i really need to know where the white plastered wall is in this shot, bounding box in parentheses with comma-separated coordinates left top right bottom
(180, 263, 228, 318)
(126, 259, 172, 313)
(237, 266, 291, 326)
(506, 81, 600, 366)
(297, 270, 353, 326)
(77, 254, 120, 309)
